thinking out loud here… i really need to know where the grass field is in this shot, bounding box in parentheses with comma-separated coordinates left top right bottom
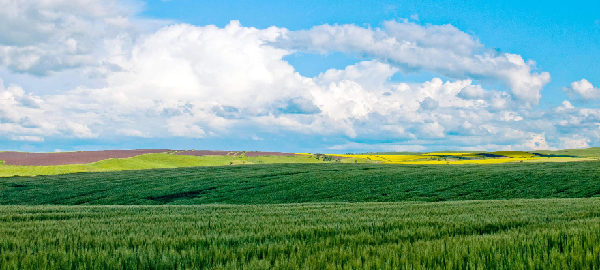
(2, 148, 599, 177)
(2, 155, 600, 269)
(536, 147, 600, 157)
(1, 199, 599, 269)
(0, 153, 334, 177)
(1, 162, 599, 204)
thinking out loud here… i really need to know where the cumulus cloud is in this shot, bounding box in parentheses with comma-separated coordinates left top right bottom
(0, 78, 94, 140)
(0, 3, 596, 151)
(0, 0, 164, 75)
(278, 20, 550, 104)
(328, 142, 426, 152)
(559, 136, 590, 149)
(550, 100, 600, 138)
(522, 134, 550, 150)
(565, 79, 600, 100)
(0, 79, 47, 136)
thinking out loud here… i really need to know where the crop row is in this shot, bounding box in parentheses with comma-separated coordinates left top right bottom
(1, 199, 599, 269)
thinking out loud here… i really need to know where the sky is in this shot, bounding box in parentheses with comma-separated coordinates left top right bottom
(0, 0, 599, 153)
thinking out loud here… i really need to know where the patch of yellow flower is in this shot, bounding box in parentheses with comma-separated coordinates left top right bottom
(326, 153, 581, 164)
(421, 153, 473, 156)
(332, 154, 423, 163)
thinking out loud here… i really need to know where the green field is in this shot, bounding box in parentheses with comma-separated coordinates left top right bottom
(0, 153, 337, 177)
(2, 147, 599, 177)
(536, 147, 600, 157)
(1, 162, 599, 204)
(1, 199, 599, 269)
(1, 161, 600, 269)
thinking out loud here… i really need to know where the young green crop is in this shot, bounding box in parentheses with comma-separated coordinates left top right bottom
(0, 199, 599, 269)
(1, 162, 599, 205)
(2, 161, 599, 269)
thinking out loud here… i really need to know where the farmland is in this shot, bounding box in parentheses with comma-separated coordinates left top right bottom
(1, 150, 600, 269)
(328, 150, 598, 164)
(0, 151, 331, 177)
(1, 199, 599, 269)
(1, 148, 598, 177)
(1, 162, 600, 204)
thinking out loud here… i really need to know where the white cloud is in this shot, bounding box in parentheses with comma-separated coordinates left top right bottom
(0, 0, 164, 75)
(279, 20, 550, 104)
(0, 79, 50, 136)
(559, 136, 590, 149)
(0, 78, 95, 140)
(317, 60, 397, 91)
(556, 100, 575, 112)
(328, 142, 426, 152)
(0, 4, 596, 152)
(10, 135, 44, 142)
(566, 79, 600, 100)
(522, 134, 550, 150)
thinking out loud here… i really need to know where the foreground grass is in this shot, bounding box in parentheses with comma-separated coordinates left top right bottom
(0, 199, 599, 269)
(1, 162, 599, 204)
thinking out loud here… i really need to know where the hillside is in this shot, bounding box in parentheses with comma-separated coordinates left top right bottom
(2, 162, 599, 205)
(0, 152, 334, 177)
(1, 148, 599, 177)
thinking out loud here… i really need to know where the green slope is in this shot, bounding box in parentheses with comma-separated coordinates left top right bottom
(535, 147, 600, 157)
(2, 148, 599, 177)
(2, 162, 599, 205)
(0, 153, 333, 177)
(1, 199, 599, 269)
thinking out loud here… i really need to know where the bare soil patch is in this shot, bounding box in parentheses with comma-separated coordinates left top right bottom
(244, 151, 299, 157)
(0, 149, 171, 166)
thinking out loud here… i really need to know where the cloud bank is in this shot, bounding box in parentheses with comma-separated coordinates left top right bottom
(0, 1, 597, 151)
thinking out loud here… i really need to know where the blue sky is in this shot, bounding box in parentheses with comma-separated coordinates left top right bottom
(0, 0, 598, 152)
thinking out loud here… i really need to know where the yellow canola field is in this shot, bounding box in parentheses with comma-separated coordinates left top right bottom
(333, 155, 423, 163)
(421, 153, 473, 156)
(400, 157, 591, 164)
(394, 157, 538, 164)
(329, 154, 584, 164)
